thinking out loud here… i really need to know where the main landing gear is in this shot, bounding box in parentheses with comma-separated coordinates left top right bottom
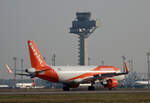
(88, 81, 95, 91)
(88, 86, 95, 91)
(108, 88, 112, 90)
(63, 86, 70, 91)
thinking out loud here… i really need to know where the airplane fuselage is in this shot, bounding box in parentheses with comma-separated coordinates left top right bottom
(35, 65, 123, 84)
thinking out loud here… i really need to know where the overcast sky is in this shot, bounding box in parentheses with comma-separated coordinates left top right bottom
(0, 0, 150, 79)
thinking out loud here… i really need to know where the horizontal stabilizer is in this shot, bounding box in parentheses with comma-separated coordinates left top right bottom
(16, 73, 30, 76)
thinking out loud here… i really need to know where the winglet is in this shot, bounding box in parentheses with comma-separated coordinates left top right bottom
(5, 64, 13, 74)
(124, 62, 129, 73)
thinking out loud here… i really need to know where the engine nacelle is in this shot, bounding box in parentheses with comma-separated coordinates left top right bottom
(103, 79, 118, 89)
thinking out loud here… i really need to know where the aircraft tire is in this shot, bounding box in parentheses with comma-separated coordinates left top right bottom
(88, 86, 95, 91)
(108, 88, 112, 90)
(63, 86, 70, 91)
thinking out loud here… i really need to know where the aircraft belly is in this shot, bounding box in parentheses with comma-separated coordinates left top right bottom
(57, 72, 84, 83)
(112, 75, 125, 80)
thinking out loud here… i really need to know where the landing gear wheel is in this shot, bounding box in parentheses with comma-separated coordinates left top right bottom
(88, 86, 95, 91)
(108, 88, 112, 90)
(63, 86, 70, 91)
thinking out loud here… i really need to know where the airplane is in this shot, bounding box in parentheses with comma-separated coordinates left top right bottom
(5, 40, 129, 91)
(135, 81, 150, 85)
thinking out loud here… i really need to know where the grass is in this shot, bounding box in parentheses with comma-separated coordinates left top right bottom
(0, 93, 150, 103)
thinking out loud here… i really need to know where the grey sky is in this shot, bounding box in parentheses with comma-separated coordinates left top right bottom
(0, 0, 150, 79)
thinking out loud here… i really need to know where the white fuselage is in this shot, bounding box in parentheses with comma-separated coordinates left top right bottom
(50, 65, 124, 84)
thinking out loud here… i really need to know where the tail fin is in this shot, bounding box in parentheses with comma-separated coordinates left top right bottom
(28, 40, 47, 68)
(124, 62, 129, 73)
(5, 64, 13, 74)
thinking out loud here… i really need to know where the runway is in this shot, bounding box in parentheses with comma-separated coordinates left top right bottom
(0, 89, 150, 95)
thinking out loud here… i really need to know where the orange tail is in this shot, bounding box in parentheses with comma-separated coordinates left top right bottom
(124, 62, 129, 73)
(28, 40, 47, 68)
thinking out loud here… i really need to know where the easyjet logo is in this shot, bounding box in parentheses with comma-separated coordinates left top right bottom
(29, 42, 43, 65)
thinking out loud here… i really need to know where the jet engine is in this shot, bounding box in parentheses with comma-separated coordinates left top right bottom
(102, 79, 118, 89)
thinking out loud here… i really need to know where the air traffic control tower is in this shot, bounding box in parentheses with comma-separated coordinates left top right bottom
(70, 12, 98, 65)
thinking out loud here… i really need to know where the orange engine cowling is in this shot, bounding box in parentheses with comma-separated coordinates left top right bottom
(104, 79, 118, 89)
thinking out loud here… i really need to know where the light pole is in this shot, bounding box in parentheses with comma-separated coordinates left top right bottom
(101, 60, 104, 65)
(147, 52, 150, 88)
(52, 53, 56, 66)
(128, 59, 134, 86)
(13, 57, 17, 88)
(88, 57, 91, 66)
(128, 60, 133, 76)
(122, 56, 127, 87)
(21, 58, 24, 86)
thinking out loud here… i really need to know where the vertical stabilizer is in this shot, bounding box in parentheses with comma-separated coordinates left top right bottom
(124, 62, 129, 73)
(28, 40, 47, 68)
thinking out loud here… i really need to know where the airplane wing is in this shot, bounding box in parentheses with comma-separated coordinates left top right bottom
(80, 62, 129, 83)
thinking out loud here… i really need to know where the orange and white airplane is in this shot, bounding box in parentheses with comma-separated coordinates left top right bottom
(5, 40, 129, 91)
